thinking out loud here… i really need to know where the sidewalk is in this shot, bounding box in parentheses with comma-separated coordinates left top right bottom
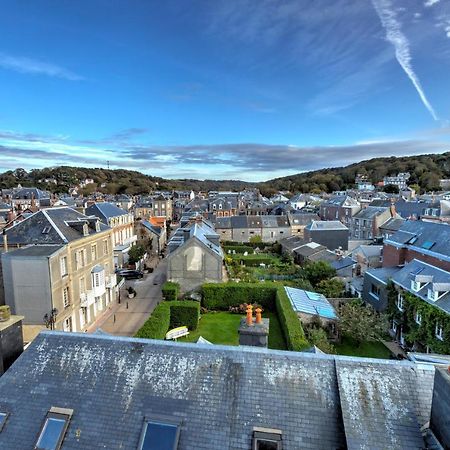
(87, 258, 167, 336)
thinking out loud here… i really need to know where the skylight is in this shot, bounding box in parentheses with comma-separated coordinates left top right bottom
(422, 241, 435, 250)
(0, 412, 8, 432)
(35, 408, 73, 450)
(138, 420, 180, 450)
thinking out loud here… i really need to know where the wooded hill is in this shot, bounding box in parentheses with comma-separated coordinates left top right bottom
(1, 152, 449, 195)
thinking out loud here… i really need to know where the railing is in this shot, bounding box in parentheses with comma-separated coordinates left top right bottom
(80, 291, 95, 307)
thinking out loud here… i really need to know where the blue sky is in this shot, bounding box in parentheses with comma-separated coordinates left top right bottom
(0, 0, 450, 181)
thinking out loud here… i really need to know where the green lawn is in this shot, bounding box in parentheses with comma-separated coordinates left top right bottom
(335, 335, 392, 359)
(179, 311, 287, 350)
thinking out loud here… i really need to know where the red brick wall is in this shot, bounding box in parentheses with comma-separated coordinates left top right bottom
(383, 244, 450, 271)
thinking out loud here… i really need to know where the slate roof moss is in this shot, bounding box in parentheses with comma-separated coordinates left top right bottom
(0, 332, 435, 450)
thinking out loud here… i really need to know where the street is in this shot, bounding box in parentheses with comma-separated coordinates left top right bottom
(87, 258, 168, 336)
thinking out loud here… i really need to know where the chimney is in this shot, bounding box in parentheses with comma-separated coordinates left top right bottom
(390, 199, 396, 217)
(3, 230, 8, 253)
(239, 305, 269, 347)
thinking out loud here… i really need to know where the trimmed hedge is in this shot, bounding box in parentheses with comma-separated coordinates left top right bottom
(162, 281, 180, 301)
(275, 286, 309, 351)
(222, 240, 273, 249)
(202, 283, 277, 311)
(135, 302, 171, 339)
(223, 245, 254, 254)
(231, 254, 278, 267)
(170, 301, 200, 331)
(135, 301, 200, 339)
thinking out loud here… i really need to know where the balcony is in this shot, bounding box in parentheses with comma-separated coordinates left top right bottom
(106, 273, 117, 289)
(80, 291, 95, 308)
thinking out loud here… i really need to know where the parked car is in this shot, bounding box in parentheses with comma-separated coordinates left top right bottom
(116, 269, 144, 279)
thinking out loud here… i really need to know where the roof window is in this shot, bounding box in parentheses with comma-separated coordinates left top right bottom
(138, 417, 180, 450)
(35, 407, 73, 450)
(253, 427, 283, 450)
(0, 412, 9, 432)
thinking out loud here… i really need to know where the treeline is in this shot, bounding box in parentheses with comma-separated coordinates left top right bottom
(0, 152, 449, 195)
(260, 152, 450, 195)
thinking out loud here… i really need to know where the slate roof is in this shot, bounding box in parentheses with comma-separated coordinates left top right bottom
(353, 206, 389, 220)
(294, 242, 327, 257)
(331, 256, 355, 271)
(4, 207, 109, 245)
(141, 220, 162, 237)
(323, 195, 360, 207)
(307, 220, 348, 231)
(289, 213, 320, 225)
(370, 200, 436, 219)
(0, 331, 435, 450)
(85, 202, 128, 223)
(365, 266, 402, 285)
(1, 244, 64, 257)
(391, 259, 450, 314)
(385, 220, 450, 263)
(379, 217, 405, 232)
(12, 187, 49, 200)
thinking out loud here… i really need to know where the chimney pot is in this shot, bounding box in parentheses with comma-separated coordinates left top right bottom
(255, 308, 262, 324)
(246, 304, 253, 326)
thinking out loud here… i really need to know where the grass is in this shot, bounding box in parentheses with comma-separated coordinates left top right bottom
(178, 311, 287, 350)
(335, 335, 392, 359)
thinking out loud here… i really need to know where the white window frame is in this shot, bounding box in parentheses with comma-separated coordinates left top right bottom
(396, 293, 404, 312)
(60, 256, 68, 277)
(63, 287, 70, 308)
(436, 323, 444, 341)
(415, 311, 422, 325)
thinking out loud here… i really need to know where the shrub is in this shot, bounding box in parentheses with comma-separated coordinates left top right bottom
(135, 302, 171, 339)
(169, 301, 200, 331)
(275, 286, 309, 351)
(223, 245, 254, 254)
(162, 281, 180, 301)
(201, 283, 277, 311)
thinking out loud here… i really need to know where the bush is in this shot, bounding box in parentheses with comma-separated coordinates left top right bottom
(275, 287, 309, 351)
(162, 281, 180, 301)
(169, 301, 200, 331)
(135, 300, 200, 338)
(223, 245, 254, 254)
(135, 302, 171, 339)
(202, 283, 277, 311)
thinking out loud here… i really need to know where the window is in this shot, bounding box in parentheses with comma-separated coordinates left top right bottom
(138, 419, 180, 450)
(415, 311, 422, 325)
(35, 408, 73, 450)
(370, 284, 380, 299)
(253, 427, 282, 450)
(186, 247, 202, 271)
(411, 280, 427, 292)
(91, 244, 97, 261)
(75, 250, 87, 269)
(396, 293, 404, 312)
(60, 256, 68, 277)
(0, 412, 9, 432)
(392, 320, 398, 334)
(63, 316, 73, 332)
(436, 323, 444, 341)
(428, 289, 446, 302)
(63, 287, 70, 308)
(79, 277, 86, 294)
(103, 239, 109, 255)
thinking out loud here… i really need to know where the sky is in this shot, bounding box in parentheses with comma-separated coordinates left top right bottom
(0, 0, 450, 182)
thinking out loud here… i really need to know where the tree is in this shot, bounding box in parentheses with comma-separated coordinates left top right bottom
(306, 327, 335, 354)
(338, 300, 387, 346)
(128, 245, 146, 264)
(383, 184, 399, 194)
(249, 235, 262, 244)
(316, 278, 345, 298)
(302, 261, 336, 286)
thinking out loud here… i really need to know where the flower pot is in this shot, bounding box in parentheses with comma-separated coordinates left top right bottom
(128, 293, 135, 299)
(0, 305, 11, 322)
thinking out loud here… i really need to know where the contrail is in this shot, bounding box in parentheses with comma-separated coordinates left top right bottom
(372, 0, 438, 121)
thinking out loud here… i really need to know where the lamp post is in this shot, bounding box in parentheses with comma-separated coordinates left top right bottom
(43, 308, 58, 330)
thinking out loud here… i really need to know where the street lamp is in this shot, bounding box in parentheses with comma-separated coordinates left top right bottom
(43, 308, 58, 330)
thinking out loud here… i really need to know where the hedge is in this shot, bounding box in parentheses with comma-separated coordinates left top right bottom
(135, 302, 171, 339)
(170, 301, 200, 331)
(275, 286, 309, 351)
(201, 282, 309, 351)
(202, 283, 277, 311)
(230, 254, 278, 267)
(162, 281, 180, 301)
(135, 300, 200, 339)
(223, 245, 254, 254)
(222, 240, 273, 249)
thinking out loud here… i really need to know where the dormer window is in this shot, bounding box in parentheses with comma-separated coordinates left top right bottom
(95, 221, 101, 232)
(83, 223, 89, 236)
(252, 427, 283, 450)
(0, 412, 9, 432)
(138, 417, 180, 450)
(411, 280, 427, 292)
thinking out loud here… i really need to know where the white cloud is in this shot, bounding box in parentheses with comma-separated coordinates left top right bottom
(0, 52, 83, 81)
(371, 0, 439, 121)
(424, 0, 440, 7)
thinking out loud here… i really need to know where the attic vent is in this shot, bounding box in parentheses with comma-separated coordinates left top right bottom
(42, 226, 51, 234)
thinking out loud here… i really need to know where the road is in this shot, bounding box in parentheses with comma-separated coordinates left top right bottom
(88, 258, 167, 336)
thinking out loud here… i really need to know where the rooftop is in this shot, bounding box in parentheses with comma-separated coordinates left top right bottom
(0, 331, 435, 449)
(285, 286, 339, 319)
